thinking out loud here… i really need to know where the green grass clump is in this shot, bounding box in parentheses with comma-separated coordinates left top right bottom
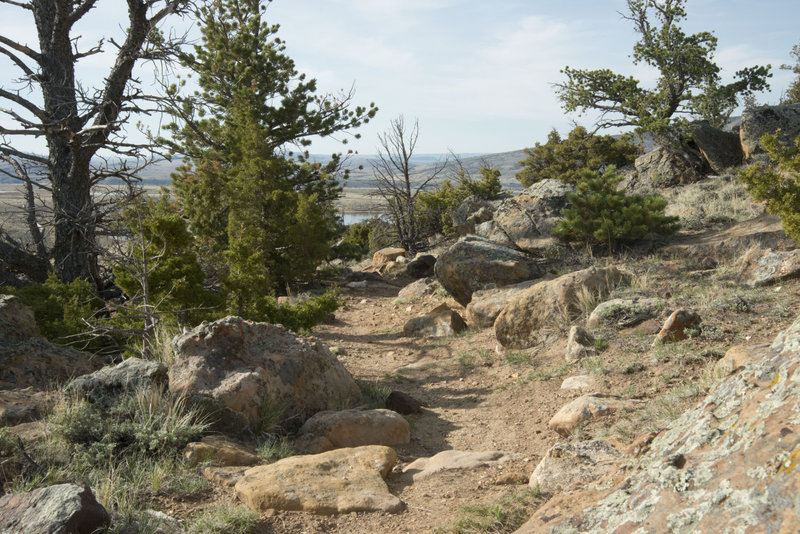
(440, 487, 544, 533)
(504, 351, 532, 365)
(189, 505, 260, 534)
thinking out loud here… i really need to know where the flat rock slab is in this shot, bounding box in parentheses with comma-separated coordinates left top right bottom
(0, 483, 109, 534)
(0, 387, 53, 426)
(529, 440, 621, 494)
(235, 445, 402, 515)
(403, 450, 517, 482)
(296, 409, 410, 453)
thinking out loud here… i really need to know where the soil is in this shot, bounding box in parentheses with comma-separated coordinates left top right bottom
(182, 218, 800, 533)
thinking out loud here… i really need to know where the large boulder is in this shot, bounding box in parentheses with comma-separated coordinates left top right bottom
(452, 195, 494, 236)
(434, 235, 547, 306)
(689, 120, 743, 172)
(634, 146, 704, 186)
(405, 254, 436, 279)
(740, 103, 800, 160)
(0, 296, 99, 391)
(169, 316, 361, 427)
(235, 445, 402, 515)
(0, 484, 109, 534)
(489, 180, 573, 255)
(516, 312, 800, 533)
(66, 357, 167, 406)
(494, 266, 630, 349)
(586, 297, 663, 329)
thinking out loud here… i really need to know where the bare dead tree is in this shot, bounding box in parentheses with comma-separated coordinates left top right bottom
(371, 116, 447, 254)
(0, 0, 194, 286)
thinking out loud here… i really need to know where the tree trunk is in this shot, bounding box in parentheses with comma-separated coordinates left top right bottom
(34, 1, 98, 284)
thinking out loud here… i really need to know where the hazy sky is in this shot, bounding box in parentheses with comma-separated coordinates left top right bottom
(1, 0, 799, 156)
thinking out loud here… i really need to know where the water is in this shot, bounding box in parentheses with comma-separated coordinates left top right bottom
(341, 212, 383, 225)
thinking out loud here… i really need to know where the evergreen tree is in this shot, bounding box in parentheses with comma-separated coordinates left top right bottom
(553, 167, 679, 250)
(738, 133, 800, 242)
(164, 0, 376, 304)
(556, 0, 770, 149)
(516, 126, 639, 187)
(781, 41, 800, 104)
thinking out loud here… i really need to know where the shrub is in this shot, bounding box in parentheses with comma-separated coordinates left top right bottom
(553, 167, 680, 250)
(234, 287, 340, 334)
(2, 274, 104, 348)
(738, 133, 800, 242)
(516, 126, 638, 188)
(416, 166, 504, 236)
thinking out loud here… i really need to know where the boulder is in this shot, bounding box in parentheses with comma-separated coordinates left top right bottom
(66, 358, 167, 406)
(385, 390, 423, 415)
(586, 297, 663, 329)
(405, 255, 436, 279)
(548, 395, 634, 437)
(634, 146, 703, 186)
(403, 450, 517, 482)
(565, 326, 597, 362)
(495, 266, 630, 349)
(184, 435, 261, 467)
(169, 316, 361, 427)
(474, 220, 518, 248)
(528, 440, 620, 494)
(490, 180, 573, 254)
(740, 103, 800, 160)
(435, 235, 547, 306)
(0, 484, 109, 534)
(560, 375, 598, 392)
(689, 120, 743, 172)
(452, 195, 494, 236)
(296, 409, 410, 453)
(742, 248, 800, 287)
(653, 308, 701, 344)
(403, 304, 467, 338)
(371, 247, 406, 271)
(466, 280, 538, 328)
(516, 311, 800, 533)
(395, 277, 438, 303)
(235, 445, 402, 515)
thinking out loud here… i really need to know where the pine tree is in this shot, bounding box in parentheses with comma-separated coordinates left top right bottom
(164, 0, 376, 306)
(554, 167, 679, 250)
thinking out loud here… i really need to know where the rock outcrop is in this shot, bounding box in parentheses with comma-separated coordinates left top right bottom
(689, 120, 743, 172)
(742, 248, 800, 287)
(169, 316, 361, 428)
(515, 310, 800, 533)
(435, 236, 547, 306)
(494, 266, 629, 349)
(489, 179, 573, 255)
(634, 146, 703, 186)
(739, 103, 800, 160)
(466, 280, 538, 328)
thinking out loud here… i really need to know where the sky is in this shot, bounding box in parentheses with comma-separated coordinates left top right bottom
(1, 0, 799, 157)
